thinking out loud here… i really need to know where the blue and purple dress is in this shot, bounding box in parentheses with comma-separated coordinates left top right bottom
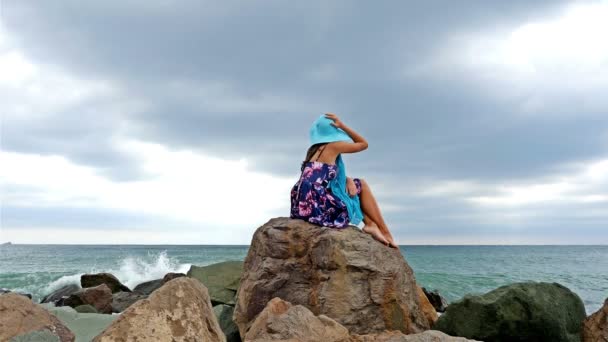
(290, 161, 362, 228)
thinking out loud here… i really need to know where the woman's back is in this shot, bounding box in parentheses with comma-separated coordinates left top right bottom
(290, 161, 350, 228)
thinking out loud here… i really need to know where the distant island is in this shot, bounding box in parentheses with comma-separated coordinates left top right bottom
(1, 242, 12, 246)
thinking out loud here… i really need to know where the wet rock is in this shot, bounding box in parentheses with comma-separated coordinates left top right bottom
(422, 287, 449, 313)
(132, 279, 163, 295)
(234, 217, 430, 338)
(81, 273, 130, 293)
(582, 298, 608, 342)
(132, 272, 186, 295)
(435, 282, 586, 342)
(188, 261, 243, 305)
(0, 293, 75, 342)
(41, 284, 81, 304)
(93, 277, 225, 342)
(59, 284, 113, 314)
(111, 291, 146, 313)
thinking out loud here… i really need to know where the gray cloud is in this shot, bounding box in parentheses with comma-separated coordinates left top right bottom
(2, 0, 607, 242)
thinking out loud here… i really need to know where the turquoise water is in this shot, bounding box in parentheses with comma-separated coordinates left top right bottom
(1, 244, 606, 314)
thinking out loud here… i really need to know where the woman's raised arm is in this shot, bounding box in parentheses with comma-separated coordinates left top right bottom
(325, 113, 368, 154)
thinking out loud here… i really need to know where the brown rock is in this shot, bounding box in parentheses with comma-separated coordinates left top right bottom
(234, 217, 430, 338)
(60, 284, 113, 314)
(244, 297, 350, 342)
(350, 330, 481, 341)
(583, 298, 608, 342)
(0, 293, 75, 342)
(417, 286, 439, 326)
(93, 277, 225, 342)
(81, 273, 130, 293)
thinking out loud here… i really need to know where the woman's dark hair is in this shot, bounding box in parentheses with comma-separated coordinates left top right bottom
(301, 143, 328, 171)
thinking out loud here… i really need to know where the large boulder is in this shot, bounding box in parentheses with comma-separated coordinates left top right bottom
(81, 273, 130, 293)
(244, 297, 474, 342)
(93, 277, 225, 342)
(214, 304, 241, 342)
(234, 217, 430, 338)
(59, 284, 113, 314)
(583, 298, 608, 342)
(111, 291, 146, 313)
(244, 297, 350, 342)
(435, 282, 586, 342)
(40, 284, 81, 304)
(188, 261, 243, 305)
(0, 293, 75, 342)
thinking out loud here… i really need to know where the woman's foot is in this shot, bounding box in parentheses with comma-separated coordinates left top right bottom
(387, 238, 399, 249)
(362, 224, 390, 246)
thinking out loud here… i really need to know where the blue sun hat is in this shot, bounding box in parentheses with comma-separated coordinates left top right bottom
(309, 114, 364, 225)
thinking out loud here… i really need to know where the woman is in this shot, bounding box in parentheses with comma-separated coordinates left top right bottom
(290, 113, 398, 248)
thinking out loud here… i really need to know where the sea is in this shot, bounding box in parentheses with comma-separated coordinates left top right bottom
(1, 244, 606, 314)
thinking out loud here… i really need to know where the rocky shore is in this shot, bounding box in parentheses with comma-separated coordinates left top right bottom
(1, 217, 606, 341)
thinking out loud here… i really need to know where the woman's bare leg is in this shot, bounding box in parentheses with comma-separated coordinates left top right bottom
(362, 216, 389, 246)
(359, 179, 398, 248)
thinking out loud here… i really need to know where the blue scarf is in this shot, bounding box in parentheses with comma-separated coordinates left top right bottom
(309, 115, 364, 225)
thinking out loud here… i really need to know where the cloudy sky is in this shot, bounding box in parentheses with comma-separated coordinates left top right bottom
(1, 1, 607, 244)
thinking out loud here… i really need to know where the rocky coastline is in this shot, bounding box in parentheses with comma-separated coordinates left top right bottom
(1, 217, 606, 341)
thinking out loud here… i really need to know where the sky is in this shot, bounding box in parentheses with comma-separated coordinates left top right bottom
(1, 0, 607, 244)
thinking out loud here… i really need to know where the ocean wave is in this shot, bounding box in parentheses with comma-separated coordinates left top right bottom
(44, 251, 190, 293)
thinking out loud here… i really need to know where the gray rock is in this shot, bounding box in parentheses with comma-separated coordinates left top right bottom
(41, 284, 81, 304)
(81, 273, 130, 293)
(132, 272, 186, 295)
(111, 291, 146, 313)
(435, 281, 587, 342)
(188, 261, 243, 305)
(132, 279, 163, 295)
(213, 304, 241, 342)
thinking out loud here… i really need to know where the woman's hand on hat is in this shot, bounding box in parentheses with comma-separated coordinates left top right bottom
(325, 113, 345, 129)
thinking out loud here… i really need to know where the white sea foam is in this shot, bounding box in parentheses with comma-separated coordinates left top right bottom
(111, 251, 191, 289)
(44, 273, 83, 294)
(44, 251, 191, 293)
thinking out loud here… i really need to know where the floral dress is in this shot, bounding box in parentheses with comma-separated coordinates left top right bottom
(290, 161, 362, 228)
